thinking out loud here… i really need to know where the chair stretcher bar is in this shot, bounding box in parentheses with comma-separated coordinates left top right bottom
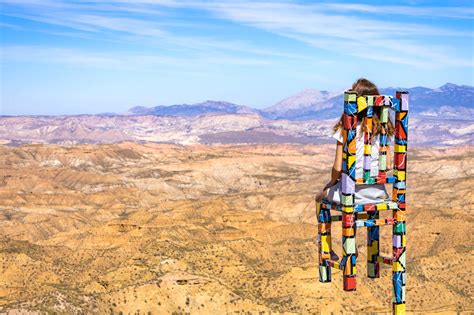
(355, 217, 395, 227)
(377, 255, 393, 265)
(322, 258, 345, 270)
(321, 200, 399, 213)
(356, 175, 396, 185)
(322, 255, 393, 270)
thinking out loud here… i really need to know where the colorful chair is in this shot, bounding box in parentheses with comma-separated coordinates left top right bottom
(316, 90, 409, 314)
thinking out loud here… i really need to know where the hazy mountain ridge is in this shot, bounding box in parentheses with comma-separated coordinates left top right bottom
(128, 100, 257, 117)
(266, 83, 474, 120)
(0, 83, 472, 146)
(380, 83, 474, 120)
(125, 83, 473, 121)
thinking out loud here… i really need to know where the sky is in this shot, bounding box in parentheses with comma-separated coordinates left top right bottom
(0, 0, 473, 115)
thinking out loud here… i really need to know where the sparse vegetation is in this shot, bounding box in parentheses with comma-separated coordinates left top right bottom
(0, 143, 472, 313)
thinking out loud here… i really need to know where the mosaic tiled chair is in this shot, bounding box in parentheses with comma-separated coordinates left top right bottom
(316, 90, 409, 314)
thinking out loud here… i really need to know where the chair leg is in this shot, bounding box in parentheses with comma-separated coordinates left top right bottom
(342, 212, 356, 291)
(367, 210, 380, 278)
(317, 202, 331, 282)
(393, 208, 407, 314)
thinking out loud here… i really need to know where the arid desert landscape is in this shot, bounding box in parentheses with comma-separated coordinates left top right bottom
(2, 0, 473, 313)
(0, 142, 472, 313)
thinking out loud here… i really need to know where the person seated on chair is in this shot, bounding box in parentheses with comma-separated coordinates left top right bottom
(315, 78, 393, 204)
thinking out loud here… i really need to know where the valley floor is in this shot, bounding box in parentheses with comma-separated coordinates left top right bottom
(0, 143, 472, 313)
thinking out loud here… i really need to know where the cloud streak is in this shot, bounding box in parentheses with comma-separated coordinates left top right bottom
(1, 0, 472, 68)
(320, 3, 474, 19)
(196, 1, 472, 68)
(1, 45, 273, 69)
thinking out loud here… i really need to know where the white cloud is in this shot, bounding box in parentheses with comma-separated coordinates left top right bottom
(195, 1, 473, 67)
(1, 0, 472, 68)
(320, 3, 474, 19)
(0, 45, 272, 69)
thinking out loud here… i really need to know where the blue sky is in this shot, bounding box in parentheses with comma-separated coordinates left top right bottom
(1, 0, 473, 115)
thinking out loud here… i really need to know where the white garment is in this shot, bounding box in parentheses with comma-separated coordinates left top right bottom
(332, 124, 384, 178)
(326, 181, 388, 204)
(329, 124, 390, 204)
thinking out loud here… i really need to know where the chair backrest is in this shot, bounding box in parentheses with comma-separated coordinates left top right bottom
(340, 91, 409, 206)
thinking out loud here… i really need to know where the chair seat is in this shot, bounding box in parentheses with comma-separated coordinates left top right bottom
(327, 213, 398, 225)
(320, 198, 399, 213)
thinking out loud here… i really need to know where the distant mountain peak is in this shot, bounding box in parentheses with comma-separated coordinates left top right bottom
(433, 82, 474, 93)
(264, 88, 336, 114)
(441, 82, 458, 88)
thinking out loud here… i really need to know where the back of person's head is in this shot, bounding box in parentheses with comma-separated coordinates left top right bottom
(333, 78, 394, 137)
(351, 78, 379, 96)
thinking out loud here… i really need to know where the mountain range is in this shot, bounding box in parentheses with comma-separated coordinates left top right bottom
(128, 101, 255, 117)
(0, 83, 472, 146)
(127, 83, 473, 121)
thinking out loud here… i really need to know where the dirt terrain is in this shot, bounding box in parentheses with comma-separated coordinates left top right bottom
(0, 143, 472, 313)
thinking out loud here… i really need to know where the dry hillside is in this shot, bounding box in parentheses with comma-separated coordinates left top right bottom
(0, 143, 472, 313)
